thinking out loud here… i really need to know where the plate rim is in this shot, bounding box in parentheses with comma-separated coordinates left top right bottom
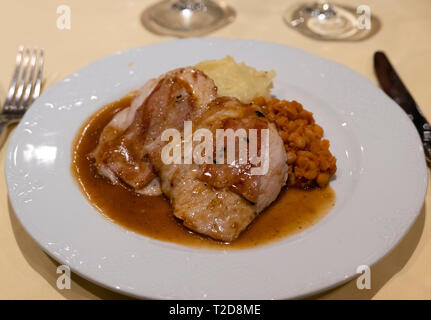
(5, 37, 427, 299)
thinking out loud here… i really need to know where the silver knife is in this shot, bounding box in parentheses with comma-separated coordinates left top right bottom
(374, 51, 431, 166)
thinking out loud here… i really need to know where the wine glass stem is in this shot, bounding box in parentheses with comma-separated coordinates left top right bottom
(308, 2, 336, 19)
(169, 0, 207, 11)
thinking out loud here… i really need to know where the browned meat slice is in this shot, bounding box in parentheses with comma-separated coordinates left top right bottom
(157, 97, 288, 241)
(91, 69, 288, 241)
(90, 67, 217, 190)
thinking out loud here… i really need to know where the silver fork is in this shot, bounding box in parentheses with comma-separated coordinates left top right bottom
(0, 46, 44, 146)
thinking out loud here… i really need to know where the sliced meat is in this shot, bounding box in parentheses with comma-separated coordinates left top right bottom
(91, 68, 288, 241)
(157, 97, 288, 241)
(90, 67, 217, 191)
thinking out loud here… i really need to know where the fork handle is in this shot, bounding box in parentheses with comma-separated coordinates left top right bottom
(0, 118, 13, 148)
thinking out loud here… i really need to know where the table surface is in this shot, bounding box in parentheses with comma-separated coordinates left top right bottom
(1, 0, 430, 299)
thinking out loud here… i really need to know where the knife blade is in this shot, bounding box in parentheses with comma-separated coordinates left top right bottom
(374, 51, 431, 166)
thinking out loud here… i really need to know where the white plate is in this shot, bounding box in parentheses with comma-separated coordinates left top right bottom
(5, 38, 427, 299)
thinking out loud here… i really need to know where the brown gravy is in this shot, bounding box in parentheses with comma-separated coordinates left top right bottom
(71, 94, 335, 249)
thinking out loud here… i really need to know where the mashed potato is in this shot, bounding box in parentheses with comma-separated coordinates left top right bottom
(196, 56, 275, 103)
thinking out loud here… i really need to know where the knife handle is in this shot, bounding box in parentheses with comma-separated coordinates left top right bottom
(407, 102, 431, 166)
(374, 51, 431, 166)
(422, 123, 431, 166)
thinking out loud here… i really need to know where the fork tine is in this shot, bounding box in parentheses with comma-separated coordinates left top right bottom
(4, 46, 24, 109)
(20, 49, 38, 109)
(14, 48, 31, 110)
(31, 49, 44, 105)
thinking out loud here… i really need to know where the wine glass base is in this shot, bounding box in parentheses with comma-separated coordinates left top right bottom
(141, 0, 236, 37)
(284, 2, 374, 41)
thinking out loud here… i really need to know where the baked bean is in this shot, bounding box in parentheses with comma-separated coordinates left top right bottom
(254, 97, 337, 189)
